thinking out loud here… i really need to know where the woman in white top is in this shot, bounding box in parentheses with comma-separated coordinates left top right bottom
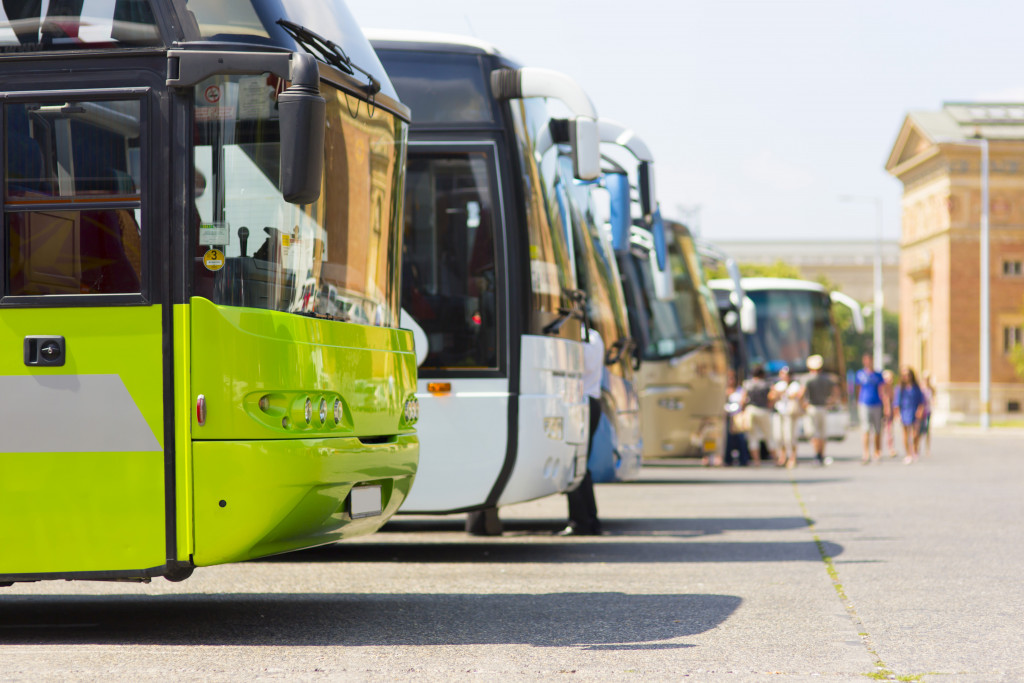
(773, 366, 804, 469)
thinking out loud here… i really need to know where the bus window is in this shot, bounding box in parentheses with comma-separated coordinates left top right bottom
(4, 99, 143, 295)
(403, 151, 499, 370)
(192, 74, 405, 326)
(623, 241, 686, 359)
(0, 0, 160, 50)
(558, 157, 626, 347)
(377, 51, 494, 125)
(509, 98, 578, 338)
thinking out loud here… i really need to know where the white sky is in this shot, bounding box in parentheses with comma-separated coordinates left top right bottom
(349, 0, 1024, 243)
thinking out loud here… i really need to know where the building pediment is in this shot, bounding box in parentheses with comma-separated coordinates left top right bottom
(886, 114, 946, 177)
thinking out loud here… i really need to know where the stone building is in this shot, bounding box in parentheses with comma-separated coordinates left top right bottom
(886, 102, 1024, 424)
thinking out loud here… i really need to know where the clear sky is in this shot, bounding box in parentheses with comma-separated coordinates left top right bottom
(348, 0, 1024, 243)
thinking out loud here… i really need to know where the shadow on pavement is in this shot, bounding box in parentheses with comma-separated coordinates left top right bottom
(0, 592, 741, 648)
(250, 538, 841, 564)
(623, 477, 851, 485)
(384, 515, 813, 537)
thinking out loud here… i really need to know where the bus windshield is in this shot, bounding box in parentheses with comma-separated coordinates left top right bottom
(185, 0, 398, 101)
(509, 98, 579, 339)
(667, 239, 718, 350)
(192, 74, 405, 326)
(745, 288, 839, 374)
(623, 238, 688, 360)
(558, 157, 629, 350)
(0, 0, 160, 50)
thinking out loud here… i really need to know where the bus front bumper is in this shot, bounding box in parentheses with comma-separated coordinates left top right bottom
(192, 434, 417, 566)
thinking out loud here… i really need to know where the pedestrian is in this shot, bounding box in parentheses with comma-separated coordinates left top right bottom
(803, 354, 834, 466)
(855, 352, 885, 464)
(742, 364, 778, 467)
(881, 369, 898, 458)
(724, 370, 752, 466)
(773, 366, 803, 469)
(562, 327, 603, 535)
(895, 366, 926, 464)
(918, 371, 935, 457)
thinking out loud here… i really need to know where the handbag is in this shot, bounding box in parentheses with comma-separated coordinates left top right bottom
(731, 406, 752, 433)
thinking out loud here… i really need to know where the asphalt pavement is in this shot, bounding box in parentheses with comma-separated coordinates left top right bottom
(2, 429, 1022, 681)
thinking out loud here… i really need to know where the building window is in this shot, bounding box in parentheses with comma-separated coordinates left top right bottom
(1002, 260, 1023, 276)
(1003, 326, 1024, 354)
(1009, 400, 1021, 414)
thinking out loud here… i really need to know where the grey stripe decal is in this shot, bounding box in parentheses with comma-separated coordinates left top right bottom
(0, 375, 161, 453)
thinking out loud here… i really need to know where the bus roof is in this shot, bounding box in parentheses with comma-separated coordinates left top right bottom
(707, 277, 827, 293)
(365, 29, 505, 57)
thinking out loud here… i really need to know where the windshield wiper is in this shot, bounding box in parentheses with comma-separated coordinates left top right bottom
(276, 19, 380, 96)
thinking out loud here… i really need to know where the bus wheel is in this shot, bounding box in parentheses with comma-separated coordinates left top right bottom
(465, 507, 503, 536)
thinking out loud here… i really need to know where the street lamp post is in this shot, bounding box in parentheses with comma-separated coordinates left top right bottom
(840, 196, 884, 372)
(937, 138, 991, 430)
(980, 139, 991, 431)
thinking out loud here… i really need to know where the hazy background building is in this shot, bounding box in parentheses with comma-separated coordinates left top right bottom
(709, 240, 900, 313)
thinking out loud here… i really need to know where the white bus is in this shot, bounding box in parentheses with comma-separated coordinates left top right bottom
(708, 277, 864, 440)
(371, 32, 600, 534)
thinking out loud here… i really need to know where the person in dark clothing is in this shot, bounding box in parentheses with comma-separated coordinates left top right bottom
(724, 370, 752, 466)
(561, 328, 604, 536)
(564, 394, 603, 534)
(743, 364, 778, 466)
(803, 354, 835, 465)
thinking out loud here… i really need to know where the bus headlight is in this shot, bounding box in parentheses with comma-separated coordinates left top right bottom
(334, 398, 343, 425)
(404, 396, 419, 424)
(304, 397, 313, 424)
(319, 397, 327, 424)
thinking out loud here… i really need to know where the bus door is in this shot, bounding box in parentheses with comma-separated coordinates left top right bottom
(0, 66, 171, 579)
(399, 141, 509, 512)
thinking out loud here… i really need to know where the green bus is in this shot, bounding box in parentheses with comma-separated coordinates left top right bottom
(0, 0, 418, 585)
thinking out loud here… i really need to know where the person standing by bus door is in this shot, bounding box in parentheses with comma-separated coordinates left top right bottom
(855, 353, 885, 464)
(803, 354, 834, 466)
(561, 328, 603, 536)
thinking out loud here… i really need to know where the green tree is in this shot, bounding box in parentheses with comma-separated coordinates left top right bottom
(706, 260, 802, 280)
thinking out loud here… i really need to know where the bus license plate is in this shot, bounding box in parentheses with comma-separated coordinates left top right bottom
(349, 485, 382, 519)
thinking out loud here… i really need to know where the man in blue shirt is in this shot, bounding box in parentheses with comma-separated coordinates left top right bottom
(855, 353, 884, 464)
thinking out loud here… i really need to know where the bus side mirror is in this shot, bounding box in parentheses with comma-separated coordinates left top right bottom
(652, 207, 667, 271)
(279, 53, 326, 205)
(570, 116, 600, 181)
(638, 161, 656, 221)
(606, 172, 631, 251)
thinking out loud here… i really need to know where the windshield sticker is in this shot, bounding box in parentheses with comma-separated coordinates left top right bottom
(199, 222, 229, 246)
(203, 248, 225, 272)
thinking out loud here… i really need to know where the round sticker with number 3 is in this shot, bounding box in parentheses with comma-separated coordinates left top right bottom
(203, 248, 225, 272)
